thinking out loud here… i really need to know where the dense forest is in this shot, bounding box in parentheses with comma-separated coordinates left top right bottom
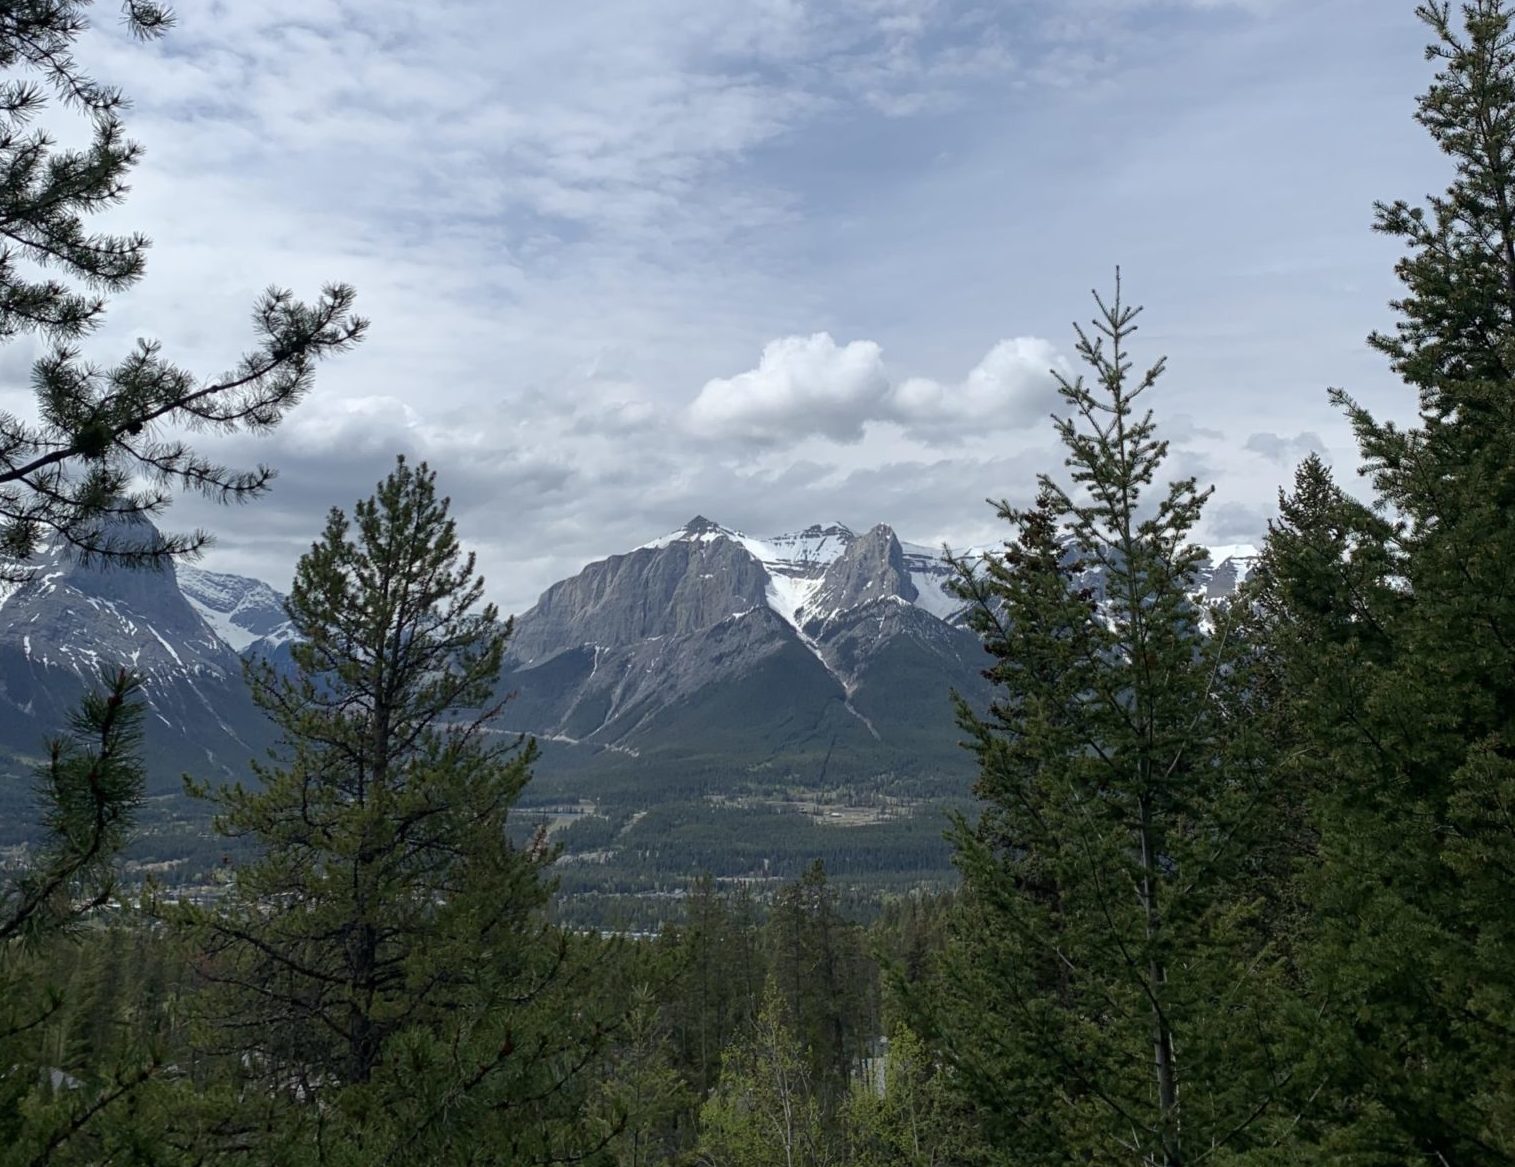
(6, 0, 1515, 1163)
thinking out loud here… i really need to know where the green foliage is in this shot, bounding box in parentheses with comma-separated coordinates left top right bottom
(921, 279, 1297, 1165)
(658, 876, 768, 1098)
(1254, 3, 1515, 1159)
(597, 983, 692, 1167)
(0, 672, 176, 1166)
(0, 1, 364, 579)
(698, 979, 833, 1167)
(841, 1026, 984, 1167)
(168, 458, 624, 1163)
(2, 669, 145, 948)
(765, 862, 877, 1106)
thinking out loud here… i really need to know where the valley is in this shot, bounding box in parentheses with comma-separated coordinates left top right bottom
(0, 514, 1257, 925)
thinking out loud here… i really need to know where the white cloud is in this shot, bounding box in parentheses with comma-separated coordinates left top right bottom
(0, 0, 1433, 617)
(891, 337, 1066, 436)
(685, 332, 1063, 445)
(686, 333, 891, 444)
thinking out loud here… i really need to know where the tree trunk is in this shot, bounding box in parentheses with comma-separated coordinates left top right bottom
(1140, 797, 1181, 1165)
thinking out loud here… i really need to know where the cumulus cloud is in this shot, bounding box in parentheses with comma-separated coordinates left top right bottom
(891, 338, 1066, 436)
(0, 0, 1407, 622)
(685, 332, 1063, 446)
(686, 334, 891, 443)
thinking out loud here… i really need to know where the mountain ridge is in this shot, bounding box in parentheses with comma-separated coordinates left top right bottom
(0, 515, 1262, 801)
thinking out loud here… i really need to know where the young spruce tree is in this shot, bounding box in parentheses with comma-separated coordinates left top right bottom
(923, 279, 1296, 1165)
(176, 457, 620, 1165)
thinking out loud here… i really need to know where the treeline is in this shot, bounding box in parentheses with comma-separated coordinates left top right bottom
(2, 865, 964, 1165)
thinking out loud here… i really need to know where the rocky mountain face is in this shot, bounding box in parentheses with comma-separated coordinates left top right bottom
(0, 514, 1263, 799)
(507, 519, 962, 781)
(177, 566, 295, 655)
(497, 519, 1262, 786)
(0, 537, 274, 794)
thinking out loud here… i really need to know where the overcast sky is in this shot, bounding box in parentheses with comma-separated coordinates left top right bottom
(1, 0, 1441, 615)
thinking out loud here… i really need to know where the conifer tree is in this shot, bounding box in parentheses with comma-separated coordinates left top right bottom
(0, 669, 169, 1166)
(765, 861, 875, 1107)
(597, 984, 690, 1167)
(663, 875, 766, 1097)
(1255, 2, 1515, 1158)
(174, 457, 620, 1164)
(922, 280, 1296, 1164)
(0, 1, 365, 580)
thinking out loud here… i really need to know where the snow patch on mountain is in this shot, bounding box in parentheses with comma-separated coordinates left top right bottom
(764, 572, 826, 630)
(899, 542, 968, 622)
(178, 565, 292, 653)
(1202, 544, 1262, 585)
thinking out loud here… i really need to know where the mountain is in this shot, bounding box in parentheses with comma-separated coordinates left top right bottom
(504, 521, 1261, 787)
(0, 514, 1262, 801)
(0, 532, 274, 798)
(0, 516, 1262, 894)
(495, 518, 993, 787)
(177, 566, 296, 656)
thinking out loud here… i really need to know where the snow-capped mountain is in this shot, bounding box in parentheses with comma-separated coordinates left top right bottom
(0, 514, 1264, 798)
(0, 532, 274, 792)
(178, 566, 296, 657)
(1195, 544, 1262, 597)
(499, 518, 970, 781)
(496, 518, 1264, 783)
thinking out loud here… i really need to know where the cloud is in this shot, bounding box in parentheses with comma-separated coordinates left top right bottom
(686, 333, 891, 444)
(891, 338, 1066, 436)
(1244, 430, 1329, 465)
(1204, 499, 1273, 544)
(685, 332, 1063, 445)
(0, 0, 1429, 620)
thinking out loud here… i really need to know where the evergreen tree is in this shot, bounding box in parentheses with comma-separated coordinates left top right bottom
(765, 861, 876, 1107)
(1256, 2, 1515, 1158)
(597, 983, 691, 1167)
(921, 280, 1296, 1164)
(0, 1, 364, 579)
(174, 457, 620, 1164)
(1, 669, 144, 948)
(0, 669, 170, 1166)
(662, 875, 766, 1097)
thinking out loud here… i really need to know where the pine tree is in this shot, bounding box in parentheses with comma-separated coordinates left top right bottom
(1, 669, 145, 948)
(921, 279, 1297, 1164)
(0, 669, 171, 1167)
(1255, 3, 1515, 1158)
(0, 1, 365, 580)
(663, 875, 766, 1097)
(173, 457, 619, 1164)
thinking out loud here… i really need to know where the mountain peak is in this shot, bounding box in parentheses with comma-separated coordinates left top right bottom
(795, 521, 855, 539)
(682, 515, 723, 535)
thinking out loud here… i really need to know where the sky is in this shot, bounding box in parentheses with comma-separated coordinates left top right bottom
(0, 0, 1443, 616)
